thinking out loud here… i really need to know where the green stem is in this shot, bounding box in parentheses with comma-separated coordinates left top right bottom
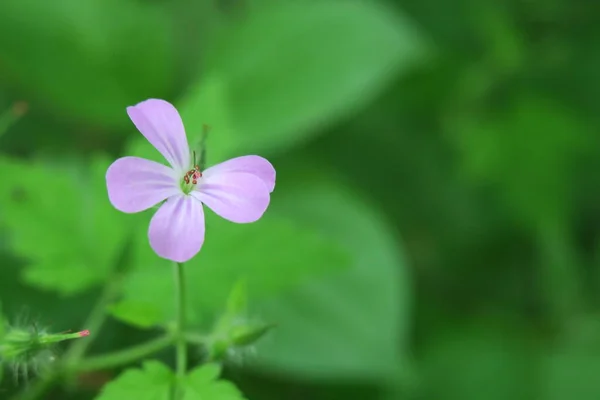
(537, 222, 583, 326)
(64, 276, 122, 365)
(173, 262, 187, 399)
(184, 333, 209, 346)
(74, 335, 174, 372)
(11, 276, 122, 400)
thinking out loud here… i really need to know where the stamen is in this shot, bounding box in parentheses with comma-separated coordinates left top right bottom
(181, 162, 204, 194)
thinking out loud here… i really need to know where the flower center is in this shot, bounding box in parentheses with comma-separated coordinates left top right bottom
(181, 165, 203, 195)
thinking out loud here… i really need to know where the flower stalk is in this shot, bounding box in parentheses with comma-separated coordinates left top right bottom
(173, 262, 187, 399)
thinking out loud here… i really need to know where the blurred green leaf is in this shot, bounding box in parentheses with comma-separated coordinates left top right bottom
(0, 302, 5, 339)
(110, 214, 350, 328)
(0, 156, 128, 295)
(450, 96, 590, 228)
(419, 317, 536, 400)
(0, 302, 3, 384)
(226, 280, 248, 317)
(95, 361, 172, 400)
(0, 102, 26, 140)
(107, 300, 164, 330)
(0, 0, 173, 127)
(184, 364, 245, 400)
(175, 0, 425, 161)
(541, 317, 600, 400)
(251, 166, 411, 382)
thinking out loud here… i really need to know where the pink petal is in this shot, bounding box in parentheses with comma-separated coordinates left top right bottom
(106, 156, 180, 213)
(148, 195, 205, 263)
(203, 155, 276, 192)
(127, 99, 190, 172)
(192, 172, 270, 223)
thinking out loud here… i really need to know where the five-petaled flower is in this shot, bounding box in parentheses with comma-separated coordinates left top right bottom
(106, 99, 275, 263)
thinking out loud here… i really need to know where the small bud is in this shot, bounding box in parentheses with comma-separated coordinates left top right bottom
(229, 323, 276, 347)
(203, 281, 275, 362)
(79, 329, 90, 337)
(206, 320, 275, 362)
(209, 338, 230, 361)
(0, 324, 89, 381)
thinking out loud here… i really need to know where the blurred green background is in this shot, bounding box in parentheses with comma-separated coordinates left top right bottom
(1, 0, 599, 399)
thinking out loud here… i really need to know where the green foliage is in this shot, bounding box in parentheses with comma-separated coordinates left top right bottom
(106, 300, 164, 330)
(225, 280, 248, 317)
(0, 303, 5, 339)
(0, 0, 174, 127)
(151, 0, 425, 162)
(541, 317, 600, 400)
(451, 96, 590, 228)
(184, 364, 246, 400)
(3, 0, 600, 398)
(0, 156, 128, 295)
(418, 317, 535, 400)
(206, 282, 275, 360)
(0, 304, 3, 385)
(96, 362, 245, 400)
(251, 166, 411, 382)
(95, 361, 173, 400)
(109, 213, 350, 328)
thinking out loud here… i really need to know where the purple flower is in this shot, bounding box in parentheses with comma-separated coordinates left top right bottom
(106, 99, 275, 263)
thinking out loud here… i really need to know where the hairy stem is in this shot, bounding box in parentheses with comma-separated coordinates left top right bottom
(74, 335, 174, 372)
(173, 262, 187, 399)
(10, 276, 122, 400)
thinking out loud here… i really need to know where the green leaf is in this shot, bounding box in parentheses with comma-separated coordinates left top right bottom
(174, 0, 425, 161)
(0, 303, 3, 384)
(251, 165, 412, 382)
(451, 96, 590, 228)
(0, 0, 173, 127)
(419, 317, 535, 400)
(226, 280, 248, 317)
(95, 361, 173, 400)
(540, 317, 600, 400)
(110, 214, 350, 328)
(0, 156, 128, 295)
(107, 300, 164, 329)
(184, 364, 245, 400)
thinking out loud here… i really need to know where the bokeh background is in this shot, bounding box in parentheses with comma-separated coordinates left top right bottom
(1, 0, 599, 399)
